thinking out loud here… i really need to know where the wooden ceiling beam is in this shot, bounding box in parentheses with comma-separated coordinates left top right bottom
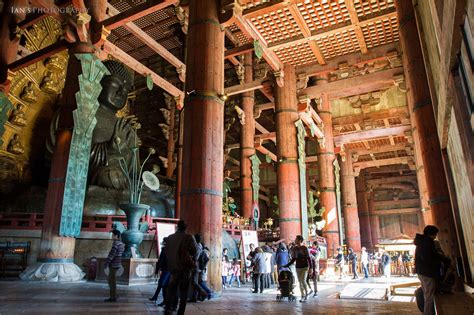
(9, 39, 68, 72)
(351, 143, 411, 156)
(373, 208, 420, 215)
(101, 0, 178, 30)
(299, 67, 403, 100)
(374, 198, 419, 207)
(225, 78, 267, 96)
(353, 156, 410, 170)
(333, 106, 409, 126)
(344, 0, 368, 54)
(334, 125, 410, 146)
(226, 132, 276, 152)
(255, 145, 277, 162)
(107, 4, 185, 81)
(255, 122, 276, 144)
(102, 40, 184, 107)
(269, 11, 397, 51)
(296, 42, 398, 77)
(243, 0, 290, 19)
(224, 43, 254, 59)
(372, 183, 415, 190)
(256, 102, 274, 111)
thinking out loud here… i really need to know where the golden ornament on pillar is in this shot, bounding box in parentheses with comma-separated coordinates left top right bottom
(9, 103, 27, 127)
(20, 82, 37, 103)
(40, 71, 60, 94)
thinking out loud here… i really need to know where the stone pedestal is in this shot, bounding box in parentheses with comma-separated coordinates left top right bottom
(96, 258, 158, 286)
(20, 261, 85, 282)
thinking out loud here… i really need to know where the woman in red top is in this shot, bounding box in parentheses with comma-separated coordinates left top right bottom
(228, 258, 241, 287)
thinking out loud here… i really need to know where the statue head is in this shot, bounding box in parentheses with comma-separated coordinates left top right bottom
(98, 60, 134, 112)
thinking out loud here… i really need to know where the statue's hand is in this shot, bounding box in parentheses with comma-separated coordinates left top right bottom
(110, 118, 133, 153)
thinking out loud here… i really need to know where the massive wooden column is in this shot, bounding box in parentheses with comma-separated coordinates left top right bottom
(317, 90, 340, 255)
(240, 52, 255, 218)
(275, 64, 301, 241)
(340, 153, 361, 252)
(0, 0, 27, 91)
(367, 192, 381, 246)
(396, 0, 459, 257)
(180, 0, 224, 292)
(356, 171, 373, 249)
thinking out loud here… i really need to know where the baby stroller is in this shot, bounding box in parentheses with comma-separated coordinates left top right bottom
(276, 270, 296, 302)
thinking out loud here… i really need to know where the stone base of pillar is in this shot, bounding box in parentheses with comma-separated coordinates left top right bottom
(20, 262, 85, 282)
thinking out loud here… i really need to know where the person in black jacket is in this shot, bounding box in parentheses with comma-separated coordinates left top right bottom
(150, 237, 170, 306)
(414, 225, 443, 315)
(348, 248, 358, 279)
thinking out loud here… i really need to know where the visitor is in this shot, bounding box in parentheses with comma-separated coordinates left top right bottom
(271, 245, 278, 285)
(150, 237, 170, 306)
(275, 242, 290, 272)
(263, 245, 273, 288)
(284, 235, 310, 302)
(164, 220, 200, 315)
(306, 241, 320, 297)
(228, 258, 241, 288)
(198, 246, 212, 300)
(247, 243, 256, 285)
(251, 247, 266, 293)
(348, 248, 358, 279)
(104, 229, 125, 302)
(414, 225, 444, 315)
(189, 234, 207, 302)
(360, 247, 369, 279)
(335, 247, 345, 279)
(381, 249, 391, 278)
(376, 251, 383, 275)
(222, 248, 231, 289)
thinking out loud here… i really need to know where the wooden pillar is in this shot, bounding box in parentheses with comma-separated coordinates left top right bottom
(275, 64, 301, 241)
(340, 153, 361, 252)
(356, 171, 373, 249)
(0, 0, 28, 92)
(367, 192, 380, 246)
(180, 0, 224, 292)
(317, 88, 340, 255)
(396, 0, 459, 258)
(240, 52, 255, 218)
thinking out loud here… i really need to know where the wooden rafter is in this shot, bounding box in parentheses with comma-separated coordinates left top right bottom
(334, 125, 411, 146)
(373, 208, 420, 215)
(225, 78, 267, 96)
(101, 0, 178, 30)
(374, 198, 419, 207)
(102, 40, 184, 107)
(9, 39, 68, 71)
(333, 106, 408, 126)
(287, 3, 326, 64)
(300, 67, 403, 99)
(107, 4, 186, 81)
(268, 11, 397, 51)
(350, 143, 411, 156)
(255, 121, 276, 144)
(353, 156, 410, 170)
(255, 144, 277, 162)
(344, 0, 368, 54)
(243, 0, 289, 19)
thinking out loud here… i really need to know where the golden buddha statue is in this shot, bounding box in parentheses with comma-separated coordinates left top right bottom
(20, 82, 37, 103)
(40, 71, 59, 94)
(8, 134, 25, 155)
(9, 104, 27, 127)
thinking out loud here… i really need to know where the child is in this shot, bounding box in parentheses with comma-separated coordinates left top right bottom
(228, 258, 241, 288)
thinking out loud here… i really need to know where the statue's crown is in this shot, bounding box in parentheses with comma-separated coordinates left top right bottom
(103, 59, 134, 88)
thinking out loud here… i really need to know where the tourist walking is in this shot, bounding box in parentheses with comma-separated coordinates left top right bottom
(381, 249, 391, 278)
(198, 246, 212, 300)
(228, 258, 241, 287)
(360, 247, 369, 279)
(104, 229, 125, 302)
(164, 220, 200, 315)
(252, 247, 266, 293)
(335, 248, 345, 279)
(189, 234, 208, 302)
(263, 246, 273, 288)
(222, 248, 231, 289)
(284, 235, 311, 302)
(348, 248, 359, 279)
(150, 237, 170, 306)
(414, 225, 444, 315)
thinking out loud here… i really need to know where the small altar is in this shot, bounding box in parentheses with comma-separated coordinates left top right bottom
(96, 258, 158, 286)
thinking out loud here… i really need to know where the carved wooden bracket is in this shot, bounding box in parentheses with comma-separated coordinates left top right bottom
(317, 137, 325, 149)
(177, 66, 186, 82)
(273, 70, 284, 87)
(219, 0, 243, 26)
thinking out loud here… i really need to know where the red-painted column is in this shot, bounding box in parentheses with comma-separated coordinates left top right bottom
(340, 154, 361, 252)
(180, 0, 224, 292)
(317, 90, 340, 255)
(0, 0, 27, 91)
(356, 171, 373, 249)
(396, 0, 459, 258)
(240, 52, 255, 219)
(275, 64, 301, 241)
(368, 192, 381, 246)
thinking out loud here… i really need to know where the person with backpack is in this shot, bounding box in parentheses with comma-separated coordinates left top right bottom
(189, 234, 208, 302)
(198, 246, 212, 300)
(163, 220, 200, 315)
(284, 235, 311, 302)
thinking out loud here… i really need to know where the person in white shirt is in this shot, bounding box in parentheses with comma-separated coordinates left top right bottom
(361, 247, 369, 279)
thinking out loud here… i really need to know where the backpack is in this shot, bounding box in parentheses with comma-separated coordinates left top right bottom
(198, 250, 210, 270)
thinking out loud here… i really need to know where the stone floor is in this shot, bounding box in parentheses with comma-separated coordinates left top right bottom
(0, 277, 420, 314)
